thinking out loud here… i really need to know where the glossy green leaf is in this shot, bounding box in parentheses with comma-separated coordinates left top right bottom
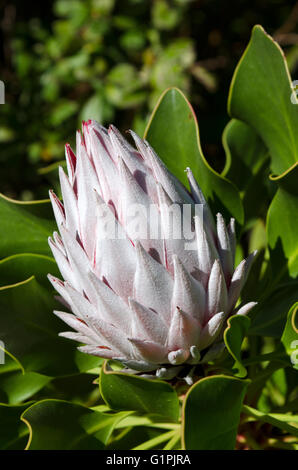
(0, 253, 59, 288)
(21, 399, 128, 450)
(0, 194, 55, 258)
(0, 354, 51, 404)
(145, 87, 243, 223)
(222, 119, 268, 189)
(100, 362, 179, 423)
(224, 314, 251, 378)
(267, 164, 298, 280)
(79, 94, 105, 124)
(0, 402, 31, 450)
(0, 276, 101, 376)
(281, 302, 298, 370)
(228, 25, 298, 175)
(182, 375, 249, 450)
(250, 164, 298, 337)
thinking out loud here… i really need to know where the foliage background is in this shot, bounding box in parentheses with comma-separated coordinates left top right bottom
(1, 0, 297, 199)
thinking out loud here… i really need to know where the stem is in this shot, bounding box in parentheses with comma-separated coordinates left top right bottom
(132, 430, 178, 451)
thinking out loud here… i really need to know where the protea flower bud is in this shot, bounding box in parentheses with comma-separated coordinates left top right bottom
(48, 120, 256, 380)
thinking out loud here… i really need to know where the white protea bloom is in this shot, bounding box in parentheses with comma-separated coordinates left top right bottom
(48, 120, 257, 380)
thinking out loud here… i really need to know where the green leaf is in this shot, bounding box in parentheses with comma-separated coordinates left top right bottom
(182, 375, 249, 450)
(0, 371, 51, 405)
(100, 362, 179, 423)
(152, 1, 179, 31)
(246, 360, 288, 407)
(250, 163, 298, 337)
(267, 164, 298, 280)
(250, 282, 298, 337)
(113, 414, 179, 431)
(224, 315, 251, 378)
(0, 276, 101, 376)
(281, 302, 298, 370)
(0, 402, 31, 450)
(228, 25, 298, 175)
(21, 399, 128, 450)
(0, 354, 51, 404)
(222, 119, 270, 221)
(0, 194, 55, 259)
(242, 404, 298, 437)
(107, 425, 170, 451)
(222, 119, 268, 190)
(145, 87, 243, 223)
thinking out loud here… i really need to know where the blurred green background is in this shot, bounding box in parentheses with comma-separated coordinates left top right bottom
(0, 0, 297, 199)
